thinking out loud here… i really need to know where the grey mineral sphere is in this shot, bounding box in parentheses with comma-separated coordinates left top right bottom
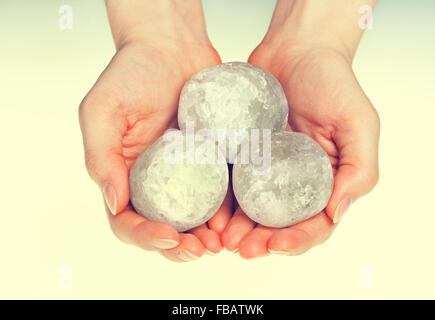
(129, 131, 229, 232)
(232, 132, 333, 228)
(178, 62, 288, 162)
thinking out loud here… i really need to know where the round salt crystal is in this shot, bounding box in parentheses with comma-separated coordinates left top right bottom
(232, 131, 333, 228)
(129, 131, 229, 232)
(177, 62, 288, 162)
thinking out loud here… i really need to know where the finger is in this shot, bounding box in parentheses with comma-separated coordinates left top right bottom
(268, 212, 336, 255)
(163, 233, 206, 262)
(327, 105, 380, 223)
(159, 250, 185, 263)
(221, 207, 256, 252)
(79, 95, 129, 215)
(207, 185, 233, 235)
(106, 205, 181, 250)
(190, 224, 223, 255)
(237, 226, 276, 259)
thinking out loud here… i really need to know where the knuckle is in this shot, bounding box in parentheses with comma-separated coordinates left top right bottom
(110, 227, 124, 243)
(78, 95, 91, 122)
(84, 152, 99, 178)
(362, 168, 379, 190)
(368, 168, 379, 187)
(317, 227, 335, 246)
(79, 93, 106, 124)
(372, 107, 381, 127)
(367, 106, 381, 133)
(109, 224, 131, 246)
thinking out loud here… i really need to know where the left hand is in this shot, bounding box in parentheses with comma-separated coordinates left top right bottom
(221, 43, 380, 258)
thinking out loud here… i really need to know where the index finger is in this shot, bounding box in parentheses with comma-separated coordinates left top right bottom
(105, 203, 181, 251)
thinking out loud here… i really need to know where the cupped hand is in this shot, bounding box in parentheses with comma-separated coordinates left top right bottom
(79, 39, 233, 262)
(222, 44, 380, 258)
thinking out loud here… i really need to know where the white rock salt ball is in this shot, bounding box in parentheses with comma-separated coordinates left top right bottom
(178, 62, 288, 162)
(232, 131, 333, 228)
(129, 131, 229, 232)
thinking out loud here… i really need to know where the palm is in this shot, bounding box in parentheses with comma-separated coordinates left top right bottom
(99, 43, 221, 168)
(279, 50, 354, 173)
(81, 41, 233, 261)
(221, 48, 379, 258)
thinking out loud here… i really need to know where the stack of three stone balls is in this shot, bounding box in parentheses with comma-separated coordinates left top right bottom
(129, 62, 333, 232)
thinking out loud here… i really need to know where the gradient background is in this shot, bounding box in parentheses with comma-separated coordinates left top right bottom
(1, 0, 434, 299)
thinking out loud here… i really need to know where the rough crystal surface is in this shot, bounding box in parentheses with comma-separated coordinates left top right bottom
(178, 62, 288, 161)
(233, 132, 333, 228)
(129, 132, 229, 232)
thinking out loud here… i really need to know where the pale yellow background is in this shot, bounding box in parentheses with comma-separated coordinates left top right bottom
(0, 0, 434, 299)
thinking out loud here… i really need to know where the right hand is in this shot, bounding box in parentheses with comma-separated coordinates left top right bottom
(79, 37, 233, 262)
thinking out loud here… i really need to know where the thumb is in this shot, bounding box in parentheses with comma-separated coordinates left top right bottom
(79, 97, 129, 215)
(325, 110, 380, 223)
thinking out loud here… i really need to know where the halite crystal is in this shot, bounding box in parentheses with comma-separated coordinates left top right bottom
(177, 62, 288, 162)
(129, 131, 229, 232)
(232, 132, 333, 228)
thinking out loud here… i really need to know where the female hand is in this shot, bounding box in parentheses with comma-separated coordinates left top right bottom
(222, 0, 380, 258)
(79, 0, 232, 262)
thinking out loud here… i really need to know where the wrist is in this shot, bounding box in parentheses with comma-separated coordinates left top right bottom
(262, 0, 377, 62)
(105, 0, 211, 51)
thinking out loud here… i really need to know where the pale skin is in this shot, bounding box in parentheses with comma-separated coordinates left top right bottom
(222, 0, 380, 258)
(79, 0, 379, 261)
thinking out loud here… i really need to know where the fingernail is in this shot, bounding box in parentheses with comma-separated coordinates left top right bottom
(103, 183, 117, 215)
(179, 250, 200, 261)
(206, 249, 217, 256)
(333, 196, 352, 223)
(152, 239, 179, 249)
(231, 248, 239, 253)
(268, 249, 288, 255)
